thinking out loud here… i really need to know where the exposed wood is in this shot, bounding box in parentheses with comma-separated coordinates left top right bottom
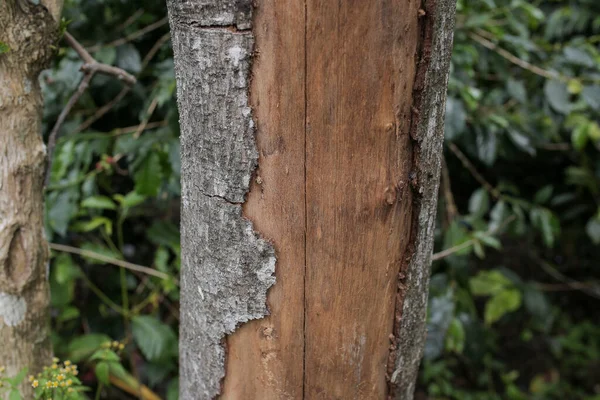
(221, 0, 306, 398)
(304, 1, 420, 398)
(0, 0, 61, 396)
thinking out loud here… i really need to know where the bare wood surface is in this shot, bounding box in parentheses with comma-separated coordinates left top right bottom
(304, 1, 420, 398)
(221, 0, 306, 398)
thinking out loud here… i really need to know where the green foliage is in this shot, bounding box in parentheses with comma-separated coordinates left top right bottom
(42, 1, 179, 398)
(427, 0, 600, 398)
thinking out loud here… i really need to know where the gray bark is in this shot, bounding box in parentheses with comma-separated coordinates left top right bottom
(168, 3, 276, 398)
(391, 0, 457, 398)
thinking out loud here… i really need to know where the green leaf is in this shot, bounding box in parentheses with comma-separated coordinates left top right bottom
(134, 153, 163, 196)
(132, 316, 177, 362)
(53, 253, 81, 284)
(507, 130, 536, 156)
(58, 306, 80, 322)
(523, 286, 550, 319)
(0, 42, 10, 54)
(582, 85, 600, 111)
(586, 217, 600, 245)
(484, 289, 522, 325)
(91, 349, 120, 362)
(470, 270, 512, 296)
(8, 390, 20, 400)
(468, 188, 489, 217)
(10, 368, 28, 386)
(73, 216, 113, 235)
(530, 208, 559, 247)
(473, 240, 485, 259)
(571, 124, 589, 151)
(95, 361, 110, 385)
(94, 47, 117, 65)
(444, 97, 467, 141)
(544, 80, 571, 114)
(167, 378, 179, 400)
(81, 195, 117, 210)
(563, 47, 595, 67)
(445, 318, 465, 354)
(67, 334, 112, 363)
(534, 185, 554, 205)
(116, 43, 141, 73)
(476, 233, 502, 250)
(114, 191, 147, 208)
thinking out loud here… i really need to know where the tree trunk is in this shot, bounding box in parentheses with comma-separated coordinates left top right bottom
(0, 1, 61, 395)
(169, 0, 456, 398)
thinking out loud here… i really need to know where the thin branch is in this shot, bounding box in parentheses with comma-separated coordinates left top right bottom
(45, 73, 93, 186)
(142, 32, 171, 70)
(431, 216, 515, 262)
(440, 156, 458, 224)
(469, 31, 563, 81)
(74, 87, 131, 135)
(87, 17, 169, 53)
(134, 97, 159, 138)
(49, 243, 173, 281)
(447, 142, 501, 199)
(73, 31, 170, 135)
(45, 32, 137, 185)
(530, 251, 600, 299)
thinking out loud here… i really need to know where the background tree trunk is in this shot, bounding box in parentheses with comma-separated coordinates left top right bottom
(169, 0, 456, 398)
(0, 1, 62, 396)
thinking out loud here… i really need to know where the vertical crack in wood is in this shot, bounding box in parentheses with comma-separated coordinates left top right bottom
(302, 0, 309, 398)
(387, 0, 457, 399)
(168, 2, 276, 398)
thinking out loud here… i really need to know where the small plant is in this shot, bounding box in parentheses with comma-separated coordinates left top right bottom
(31, 357, 87, 400)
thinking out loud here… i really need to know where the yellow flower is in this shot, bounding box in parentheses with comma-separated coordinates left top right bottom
(0, 366, 5, 373)
(66, 379, 73, 386)
(73, 370, 79, 376)
(45, 381, 53, 388)
(32, 380, 39, 388)
(112, 341, 119, 348)
(57, 374, 65, 381)
(0, 382, 4, 388)
(118, 343, 125, 351)
(67, 388, 74, 393)
(52, 381, 58, 388)
(29, 375, 35, 382)
(52, 357, 59, 363)
(102, 342, 111, 348)
(51, 363, 58, 369)
(60, 382, 66, 387)
(64, 360, 72, 366)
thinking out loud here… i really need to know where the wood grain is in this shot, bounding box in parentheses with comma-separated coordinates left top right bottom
(221, 1, 306, 399)
(304, 1, 420, 398)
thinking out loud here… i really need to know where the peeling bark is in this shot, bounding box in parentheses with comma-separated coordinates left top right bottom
(168, 3, 276, 398)
(0, 0, 61, 396)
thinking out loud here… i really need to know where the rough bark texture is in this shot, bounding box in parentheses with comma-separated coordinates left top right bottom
(390, 1, 457, 398)
(168, 3, 276, 398)
(0, 1, 60, 397)
(170, 0, 456, 398)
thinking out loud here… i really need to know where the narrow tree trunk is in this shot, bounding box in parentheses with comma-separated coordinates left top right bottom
(0, 1, 61, 395)
(169, 0, 456, 398)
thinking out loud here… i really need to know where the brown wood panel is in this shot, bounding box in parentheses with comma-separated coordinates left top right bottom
(304, 1, 421, 398)
(221, 1, 306, 399)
